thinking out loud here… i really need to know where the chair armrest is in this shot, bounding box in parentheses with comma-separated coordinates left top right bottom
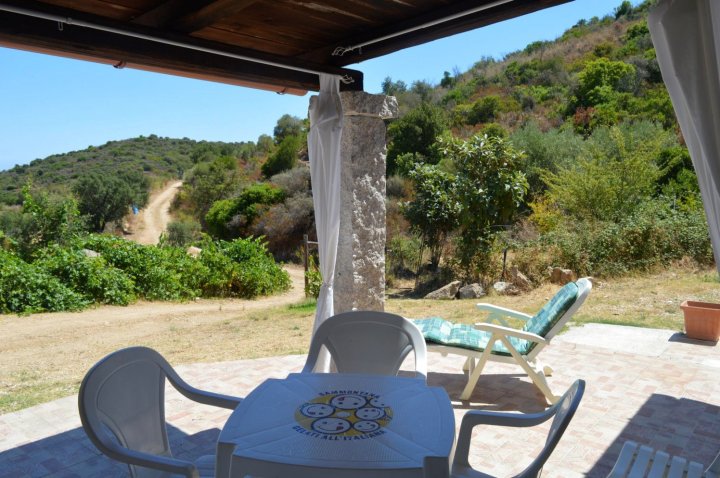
(454, 409, 554, 466)
(167, 375, 243, 410)
(102, 439, 199, 478)
(473, 322, 547, 344)
(476, 303, 533, 321)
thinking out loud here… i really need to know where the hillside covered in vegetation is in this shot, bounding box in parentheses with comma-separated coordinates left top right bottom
(0, 0, 713, 313)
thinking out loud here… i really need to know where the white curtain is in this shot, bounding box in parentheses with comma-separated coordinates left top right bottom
(308, 74, 343, 371)
(649, 0, 720, 273)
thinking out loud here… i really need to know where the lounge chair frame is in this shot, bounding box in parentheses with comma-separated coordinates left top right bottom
(429, 278, 592, 403)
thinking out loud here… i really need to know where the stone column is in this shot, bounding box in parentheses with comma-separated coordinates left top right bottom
(333, 92, 398, 314)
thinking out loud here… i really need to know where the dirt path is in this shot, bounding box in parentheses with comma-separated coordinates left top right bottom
(126, 180, 182, 244)
(0, 265, 309, 412)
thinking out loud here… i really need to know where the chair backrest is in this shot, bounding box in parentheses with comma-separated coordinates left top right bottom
(302, 311, 428, 379)
(78, 347, 180, 478)
(518, 379, 586, 478)
(523, 278, 592, 357)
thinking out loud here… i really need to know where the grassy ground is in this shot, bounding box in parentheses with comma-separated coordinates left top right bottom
(1, 267, 718, 414)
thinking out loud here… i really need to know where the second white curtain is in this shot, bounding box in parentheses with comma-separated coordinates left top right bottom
(307, 74, 343, 371)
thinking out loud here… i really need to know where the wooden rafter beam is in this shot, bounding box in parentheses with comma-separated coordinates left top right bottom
(131, 0, 212, 29)
(172, 0, 260, 33)
(300, 0, 572, 66)
(0, 0, 363, 92)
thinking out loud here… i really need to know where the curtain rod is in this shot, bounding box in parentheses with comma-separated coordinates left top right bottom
(333, 0, 515, 56)
(0, 3, 354, 84)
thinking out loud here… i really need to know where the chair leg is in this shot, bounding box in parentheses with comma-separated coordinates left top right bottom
(460, 338, 496, 400)
(500, 338, 560, 404)
(462, 357, 475, 373)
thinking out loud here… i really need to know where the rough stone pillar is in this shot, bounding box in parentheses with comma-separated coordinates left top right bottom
(333, 92, 398, 314)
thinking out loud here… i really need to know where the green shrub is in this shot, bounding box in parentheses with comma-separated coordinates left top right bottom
(262, 134, 303, 178)
(305, 254, 322, 299)
(80, 235, 197, 300)
(199, 237, 291, 298)
(165, 219, 202, 247)
(516, 199, 712, 277)
(34, 245, 136, 305)
(0, 250, 88, 313)
(205, 183, 285, 239)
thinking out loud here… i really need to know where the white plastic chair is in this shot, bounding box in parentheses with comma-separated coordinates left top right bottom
(78, 346, 243, 478)
(302, 310, 428, 380)
(608, 441, 720, 478)
(452, 379, 585, 478)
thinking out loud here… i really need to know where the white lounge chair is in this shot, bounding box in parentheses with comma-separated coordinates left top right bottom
(415, 278, 592, 403)
(608, 441, 720, 478)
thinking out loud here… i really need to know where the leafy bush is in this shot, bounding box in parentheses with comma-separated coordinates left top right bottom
(80, 234, 198, 300)
(205, 183, 285, 238)
(305, 254, 322, 299)
(249, 195, 315, 260)
(34, 245, 136, 305)
(199, 238, 291, 298)
(164, 219, 202, 247)
(0, 250, 88, 313)
(516, 199, 713, 277)
(262, 134, 303, 178)
(387, 103, 449, 175)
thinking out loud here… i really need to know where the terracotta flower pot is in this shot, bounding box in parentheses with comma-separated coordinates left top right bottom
(680, 300, 720, 342)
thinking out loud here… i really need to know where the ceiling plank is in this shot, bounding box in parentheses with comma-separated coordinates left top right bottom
(172, 0, 260, 33)
(299, 0, 572, 65)
(131, 0, 212, 28)
(0, 3, 363, 91)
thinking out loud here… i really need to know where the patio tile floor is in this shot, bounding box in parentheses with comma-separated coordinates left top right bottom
(1, 324, 718, 477)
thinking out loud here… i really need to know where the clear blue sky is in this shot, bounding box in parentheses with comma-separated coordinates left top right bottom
(0, 0, 640, 171)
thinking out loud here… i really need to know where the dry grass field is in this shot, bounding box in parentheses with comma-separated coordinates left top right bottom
(1, 266, 718, 415)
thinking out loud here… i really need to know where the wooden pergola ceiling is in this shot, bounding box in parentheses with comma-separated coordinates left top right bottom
(0, 0, 571, 95)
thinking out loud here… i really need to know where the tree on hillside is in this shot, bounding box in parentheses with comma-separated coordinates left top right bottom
(184, 155, 240, 217)
(387, 103, 449, 175)
(73, 174, 140, 232)
(402, 163, 460, 269)
(439, 134, 528, 279)
(262, 134, 302, 178)
(273, 114, 305, 144)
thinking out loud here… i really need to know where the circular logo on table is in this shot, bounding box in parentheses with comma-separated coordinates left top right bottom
(294, 391, 392, 440)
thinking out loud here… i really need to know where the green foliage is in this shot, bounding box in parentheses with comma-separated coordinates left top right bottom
(439, 134, 528, 278)
(387, 103, 449, 175)
(164, 219, 202, 247)
(80, 234, 198, 301)
(614, 1, 634, 19)
(273, 114, 305, 144)
(15, 185, 86, 258)
(34, 244, 136, 305)
(0, 249, 88, 314)
(198, 237, 291, 298)
(402, 163, 460, 268)
(205, 183, 286, 238)
(575, 58, 637, 108)
(467, 96, 502, 125)
(542, 124, 667, 222)
(304, 254, 322, 299)
(510, 123, 585, 196)
(386, 235, 422, 278)
(262, 134, 302, 178)
(381, 77, 408, 96)
(184, 155, 241, 216)
(73, 172, 148, 232)
(518, 198, 712, 277)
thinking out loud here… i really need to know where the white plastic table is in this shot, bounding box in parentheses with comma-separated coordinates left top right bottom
(216, 373, 455, 478)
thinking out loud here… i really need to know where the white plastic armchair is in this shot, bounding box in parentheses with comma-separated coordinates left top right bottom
(78, 346, 243, 478)
(452, 379, 585, 478)
(302, 310, 428, 380)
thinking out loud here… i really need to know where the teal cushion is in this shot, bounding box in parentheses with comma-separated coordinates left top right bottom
(412, 317, 531, 356)
(522, 281, 579, 347)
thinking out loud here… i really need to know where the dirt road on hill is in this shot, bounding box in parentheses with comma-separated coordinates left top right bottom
(126, 180, 182, 244)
